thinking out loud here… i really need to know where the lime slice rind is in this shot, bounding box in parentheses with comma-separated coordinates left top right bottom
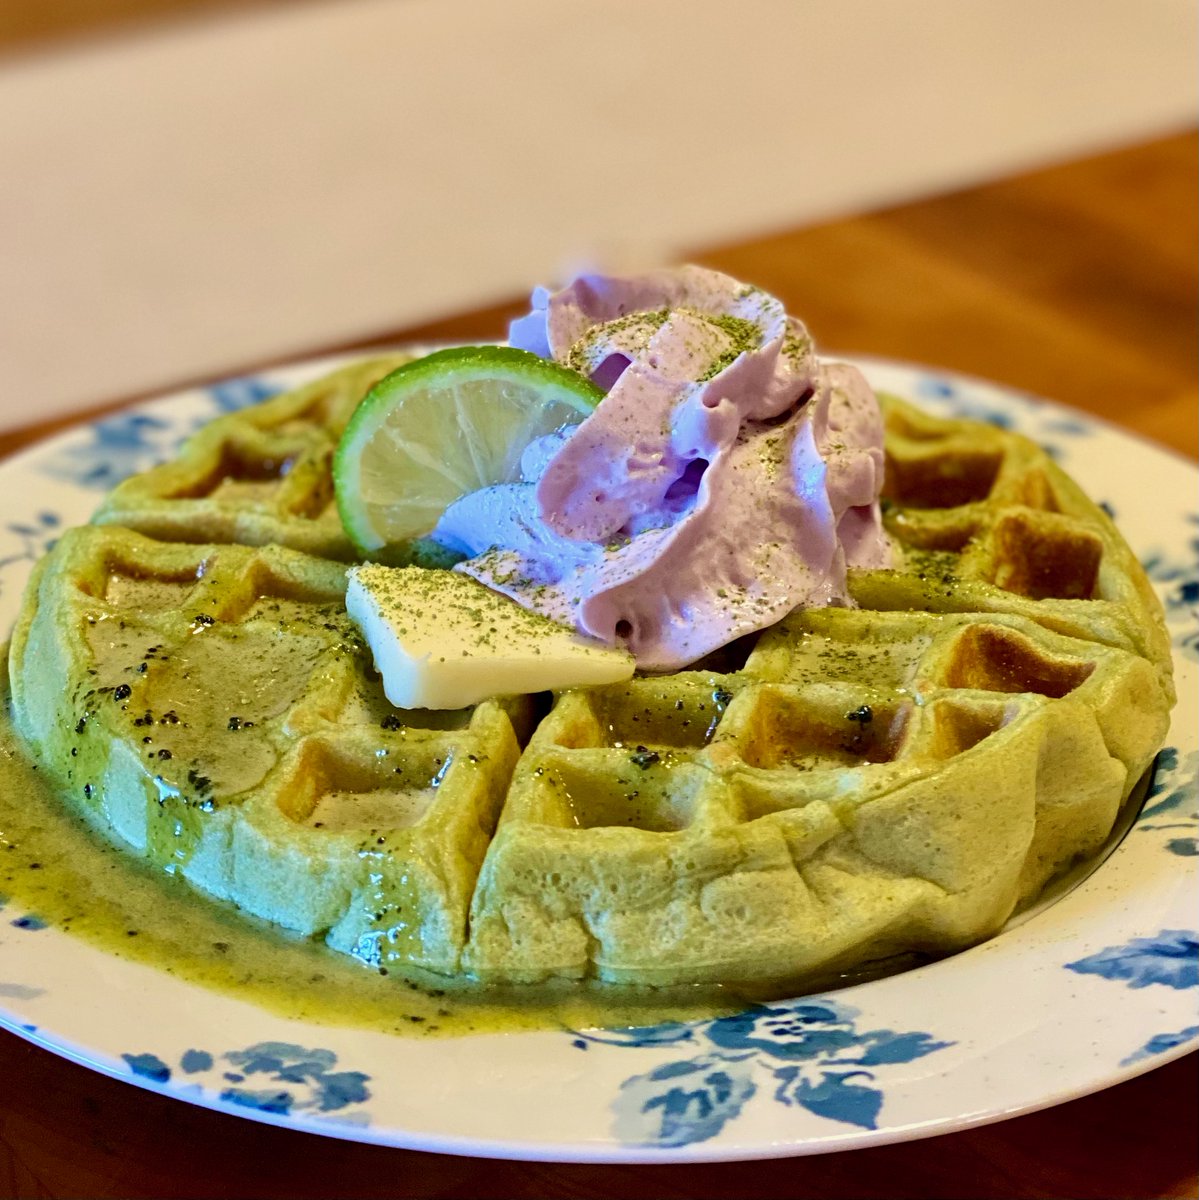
(334, 346, 602, 558)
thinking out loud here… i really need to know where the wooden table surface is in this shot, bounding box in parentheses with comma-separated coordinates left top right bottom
(2, 132, 1196, 1199)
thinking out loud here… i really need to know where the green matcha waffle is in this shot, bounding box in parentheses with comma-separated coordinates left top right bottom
(9, 526, 524, 973)
(7, 362, 1174, 988)
(92, 355, 420, 562)
(859, 395, 1172, 692)
(464, 607, 1166, 984)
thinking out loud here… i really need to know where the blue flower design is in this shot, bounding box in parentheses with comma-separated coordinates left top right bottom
(39, 412, 177, 490)
(1039, 416, 1092, 436)
(9, 915, 47, 931)
(1139, 748, 1199, 857)
(34, 375, 283, 493)
(783, 1069, 883, 1130)
(121, 1040, 372, 1121)
(915, 378, 1014, 431)
(1120, 1026, 1199, 1067)
(177, 375, 284, 443)
(915, 377, 958, 400)
(613, 1054, 757, 1147)
(123, 1051, 172, 1083)
(0, 511, 61, 578)
(908, 371, 1095, 458)
(1066, 931, 1199, 991)
(1141, 517, 1199, 663)
(1118, 1022, 1199, 1070)
(180, 1049, 213, 1073)
(580, 997, 952, 1147)
(708, 1002, 862, 1060)
(207, 376, 281, 415)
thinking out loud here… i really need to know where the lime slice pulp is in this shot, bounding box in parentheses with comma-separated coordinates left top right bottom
(334, 345, 602, 558)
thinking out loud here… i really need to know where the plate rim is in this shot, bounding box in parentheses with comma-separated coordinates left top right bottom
(1, 352, 1195, 1161)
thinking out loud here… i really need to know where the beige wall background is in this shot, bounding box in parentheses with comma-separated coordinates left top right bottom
(1, 0, 1195, 429)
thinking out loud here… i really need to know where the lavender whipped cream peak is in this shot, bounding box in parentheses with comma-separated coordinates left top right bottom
(434, 265, 892, 671)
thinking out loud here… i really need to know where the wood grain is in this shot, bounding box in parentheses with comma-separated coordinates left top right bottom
(2, 131, 1196, 1198)
(0, 0, 283, 55)
(3, 133, 1193, 463)
(698, 132, 1197, 458)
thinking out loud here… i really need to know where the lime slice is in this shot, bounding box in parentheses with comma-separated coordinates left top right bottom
(334, 345, 602, 558)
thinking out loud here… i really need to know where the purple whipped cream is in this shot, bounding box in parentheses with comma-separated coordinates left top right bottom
(433, 265, 892, 671)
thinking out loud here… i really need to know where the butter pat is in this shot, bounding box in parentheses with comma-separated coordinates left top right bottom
(345, 564, 635, 710)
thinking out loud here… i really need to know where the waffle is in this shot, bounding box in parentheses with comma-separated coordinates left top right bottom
(92, 354, 445, 564)
(863, 396, 1173, 693)
(8, 363, 1174, 988)
(10, 526, 528, 972)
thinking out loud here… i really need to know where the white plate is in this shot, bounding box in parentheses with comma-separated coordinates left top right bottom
(0, 357, 1195, 1162)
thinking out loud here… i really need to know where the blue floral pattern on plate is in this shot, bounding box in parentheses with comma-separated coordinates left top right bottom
(122, 1041, 372, 1123)
(35, 377, 283, 493)
(1139, 747, 1199, 857)
(38, 411, 178, 491)
(576, 997, 952, 1147)
(1066, 931, 1199, 991)
(1121, 1026, 1199, 1068)
(1142, 515, 1199, 664)
(1066, 931, 1199, 1072)
(910, 370, 1091, 460)
(0, 354, 1193, 1158)
(0, 511, 61, 579)
(206, 376, 282, 415)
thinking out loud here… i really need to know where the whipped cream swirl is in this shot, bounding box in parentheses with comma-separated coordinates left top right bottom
(433, 266, 891, 670)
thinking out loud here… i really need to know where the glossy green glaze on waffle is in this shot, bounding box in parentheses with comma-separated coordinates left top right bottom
(7, 364, 1174, 987)
(10, 526, 525, 973)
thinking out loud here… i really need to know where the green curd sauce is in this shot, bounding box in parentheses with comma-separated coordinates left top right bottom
(0, 667, 748, 1038)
